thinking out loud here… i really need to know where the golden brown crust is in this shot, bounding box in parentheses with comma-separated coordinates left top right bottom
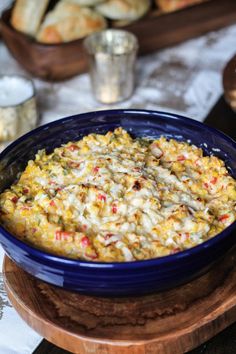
(37, 26, 63, 44)
(37, 2, 107, 43)
(155, 0, 206, 13)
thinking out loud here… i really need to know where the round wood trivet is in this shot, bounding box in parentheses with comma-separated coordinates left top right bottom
(3, 249, 236, 354)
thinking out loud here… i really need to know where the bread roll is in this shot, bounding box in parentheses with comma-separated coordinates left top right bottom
(95, 0, 151, 21)
(156, 0, 205, 13)
(64, 0, 105, 6)
(37, 1, 107, 43)
(11, 0, 49, 36)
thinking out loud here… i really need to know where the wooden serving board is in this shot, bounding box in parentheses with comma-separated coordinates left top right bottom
(125, 0, 236, 55)
(3, 249, 236, 354)
(2, 0, 236, 81)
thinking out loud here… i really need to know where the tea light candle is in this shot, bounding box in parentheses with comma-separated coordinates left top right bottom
(84, 29, 138, 104)
(0, 75, 38, 141)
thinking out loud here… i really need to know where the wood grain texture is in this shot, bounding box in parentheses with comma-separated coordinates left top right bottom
(3, 247, 236, 354)
(126, 0, 236, 55)
(0, 9, 88, 81)
(1, 0, 236, 81)
(34, 322, 236, 354)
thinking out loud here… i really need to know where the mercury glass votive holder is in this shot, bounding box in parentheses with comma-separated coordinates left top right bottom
(0, 75, 38, 142)
(84, 29, 138, 104)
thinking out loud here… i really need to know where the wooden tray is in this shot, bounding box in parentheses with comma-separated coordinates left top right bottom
(3, 248, 236, 354)
(1, 0, 236, 81)
(125, 0, 236, 55)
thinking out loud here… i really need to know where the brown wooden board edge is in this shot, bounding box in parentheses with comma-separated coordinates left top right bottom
(3, 255, 236, 354)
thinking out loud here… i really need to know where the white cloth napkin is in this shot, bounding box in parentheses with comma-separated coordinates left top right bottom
(36, 24, 236, 125)
(0, 23, 236, 354)
(0, 247, 42, 354)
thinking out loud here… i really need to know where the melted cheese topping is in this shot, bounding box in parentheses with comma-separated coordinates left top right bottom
(0, 128, 235, 262)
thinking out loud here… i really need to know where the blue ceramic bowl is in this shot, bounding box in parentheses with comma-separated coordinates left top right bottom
(0, 110, 236, 297)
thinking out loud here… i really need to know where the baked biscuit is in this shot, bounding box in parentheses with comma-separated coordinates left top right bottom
(37, 1, 107, 43)
(156, 0, 205, 13)
(65, 0, 105, 6)
(95, 0, 151, 21)
(11, 0, 49, 36)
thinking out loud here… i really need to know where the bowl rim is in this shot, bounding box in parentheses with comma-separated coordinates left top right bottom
(0, 108, 236, 269)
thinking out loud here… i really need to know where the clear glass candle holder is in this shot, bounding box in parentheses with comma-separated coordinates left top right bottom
(0, 75, 38, 142)
(84, 29, 138, 104)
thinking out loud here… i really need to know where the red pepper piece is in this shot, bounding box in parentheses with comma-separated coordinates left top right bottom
(210, 177, 217, 184)
(98, 194, 106, 202)
(112, 205, 117, 214)
(177, 155, 186, 161)
(219, 214, 229, 222)
(55, 231, 73, 241)
(50, 200, 56, 207)
(172, 247, 181, 254)
(11, 196, 18, 203)
(55, 231, 62, 241)
(81, 236, 91, 247)
(85, 251, 98, 260)
(93, 166, 99, 174)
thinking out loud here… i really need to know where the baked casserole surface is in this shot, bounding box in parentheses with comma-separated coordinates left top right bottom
(0, 128, 235, 262)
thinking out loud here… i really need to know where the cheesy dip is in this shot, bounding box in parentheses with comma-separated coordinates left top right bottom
(0, 128, 235, 262)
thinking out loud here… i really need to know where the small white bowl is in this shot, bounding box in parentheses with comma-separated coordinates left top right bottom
(0, 75, 38, 142)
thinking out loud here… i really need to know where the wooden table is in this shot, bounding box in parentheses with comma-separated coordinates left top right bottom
(31, 96, 236, 354)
